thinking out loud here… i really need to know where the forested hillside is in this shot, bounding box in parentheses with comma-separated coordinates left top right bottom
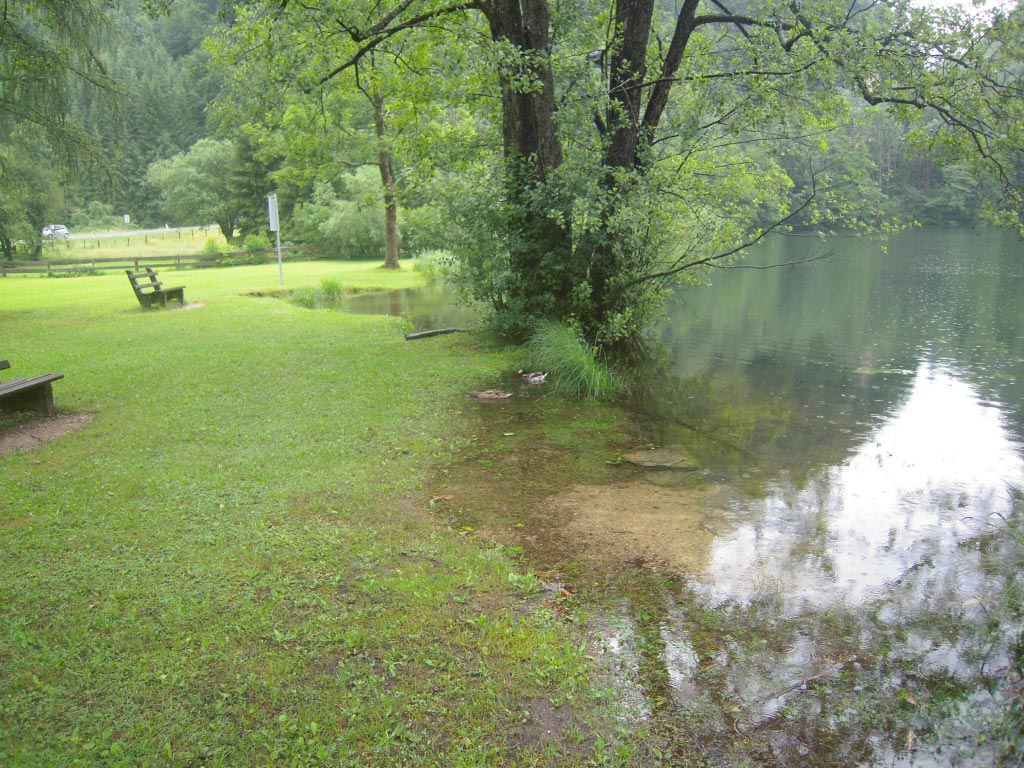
(69, 0, 221, 225)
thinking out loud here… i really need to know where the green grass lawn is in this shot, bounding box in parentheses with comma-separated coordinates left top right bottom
(0, 264, 642, 766)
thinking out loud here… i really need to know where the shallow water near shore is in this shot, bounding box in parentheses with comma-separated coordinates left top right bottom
(351, 228, 1024, 765)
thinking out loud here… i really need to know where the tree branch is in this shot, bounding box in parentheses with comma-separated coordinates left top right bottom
(617, 180, 820, 291)
(314, 0, 480, 87)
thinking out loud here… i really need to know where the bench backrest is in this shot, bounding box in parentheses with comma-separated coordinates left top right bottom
(126, 268, 163, 294)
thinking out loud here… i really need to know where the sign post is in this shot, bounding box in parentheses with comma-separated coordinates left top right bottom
(268, 193, 283, 285)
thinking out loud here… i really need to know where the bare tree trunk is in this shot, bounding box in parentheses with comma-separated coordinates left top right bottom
(372, 93, 401, 270)
(482, 0, 573, 327)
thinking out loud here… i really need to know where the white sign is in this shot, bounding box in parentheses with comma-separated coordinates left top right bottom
(267, 193, 279, 232)
(268, 192, 284, 285)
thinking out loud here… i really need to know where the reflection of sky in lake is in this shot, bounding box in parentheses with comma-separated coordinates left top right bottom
(699, 362, 1024, 611)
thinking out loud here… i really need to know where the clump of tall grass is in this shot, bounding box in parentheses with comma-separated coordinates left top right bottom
(318, 277, 344, 301)
(290, 286, 317, 308)
(523, 320, 626, 400)
(290, 278, 345, 309)
(199, 236, 227, 256)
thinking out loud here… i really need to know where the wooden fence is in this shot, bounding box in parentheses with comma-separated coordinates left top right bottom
(0, 247, 334, 276)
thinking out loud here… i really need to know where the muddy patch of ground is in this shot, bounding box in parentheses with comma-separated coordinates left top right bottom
(511, 697, 577, 754)
(0, 413, 94, 456)
(553, 481, 737, 575)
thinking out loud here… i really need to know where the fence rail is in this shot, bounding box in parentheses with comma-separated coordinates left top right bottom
(0, 247, 335, 276)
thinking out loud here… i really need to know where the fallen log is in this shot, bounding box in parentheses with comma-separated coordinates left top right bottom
(404, 328, 466, 340)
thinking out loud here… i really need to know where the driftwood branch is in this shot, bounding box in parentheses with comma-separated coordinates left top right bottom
(404, 328, 466, 340)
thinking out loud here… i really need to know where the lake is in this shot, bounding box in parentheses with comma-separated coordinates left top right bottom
(644, 227, 1024, 609)
(620, 227, 1024, 764)
(351, 227, 1024, 765)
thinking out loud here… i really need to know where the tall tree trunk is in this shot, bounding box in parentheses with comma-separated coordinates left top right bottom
(484, 0, 563, 175)
(585, 0, 701, 339)
(481, 0, 702, 340)
(372, 93, 401, 270)
(483, 0, 573, 329)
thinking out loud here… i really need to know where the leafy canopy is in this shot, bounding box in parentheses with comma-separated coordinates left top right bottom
(212, 0, 1024, 349)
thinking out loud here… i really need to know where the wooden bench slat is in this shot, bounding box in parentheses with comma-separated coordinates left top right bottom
(0, 374, 63, 394)
(0, 372, 64, 414)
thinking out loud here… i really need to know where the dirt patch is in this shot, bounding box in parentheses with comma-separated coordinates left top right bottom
(512, 697, 576, 753)
(553, 482, 737, 575)
(0, 413, 94, 456)
(176, 302, 204, 310)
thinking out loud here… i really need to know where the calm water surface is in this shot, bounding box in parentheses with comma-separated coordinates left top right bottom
(615, 228, 1024, 765)
(647, 228, 1024, 608)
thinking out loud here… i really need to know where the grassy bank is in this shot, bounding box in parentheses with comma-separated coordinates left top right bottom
(0, 263, 641, 766)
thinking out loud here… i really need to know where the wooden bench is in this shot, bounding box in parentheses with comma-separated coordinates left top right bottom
(126, 268, 185, 308)
(0, 360, 64, 414)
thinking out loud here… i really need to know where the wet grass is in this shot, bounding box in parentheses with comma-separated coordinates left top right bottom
(0, 265, 649, 766)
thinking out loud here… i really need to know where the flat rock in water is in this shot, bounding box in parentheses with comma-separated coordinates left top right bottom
(468, 389, 513, 400)
(621, 448, 696, 470)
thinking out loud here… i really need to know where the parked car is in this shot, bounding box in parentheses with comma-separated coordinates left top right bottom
(42, 224, 69, 240)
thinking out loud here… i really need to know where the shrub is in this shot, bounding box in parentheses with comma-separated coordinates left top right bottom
(242, 232, 273, 264)
(70, 201, 123, 232)
(199, 237, 227, 256)
(291, 174, 386, 259)
(401, 204, 446, 255)
(523, 320, 627, 401)
(412, 250, 453, 283)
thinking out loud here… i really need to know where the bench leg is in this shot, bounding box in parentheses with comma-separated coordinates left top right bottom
(0, 382, 54, 414)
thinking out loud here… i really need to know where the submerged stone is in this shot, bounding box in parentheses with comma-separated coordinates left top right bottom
(468, 389, 513, 400)
(621, 447, 696, 470)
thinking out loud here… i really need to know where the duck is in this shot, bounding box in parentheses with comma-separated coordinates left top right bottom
(521, 371, 548, 385)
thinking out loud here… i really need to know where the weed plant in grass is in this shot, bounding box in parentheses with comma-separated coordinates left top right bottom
(524, 321, 627, 401)
(0, 266, 645, 766)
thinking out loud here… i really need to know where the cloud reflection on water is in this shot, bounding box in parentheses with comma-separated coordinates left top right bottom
(699, 362, 1024, 612)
